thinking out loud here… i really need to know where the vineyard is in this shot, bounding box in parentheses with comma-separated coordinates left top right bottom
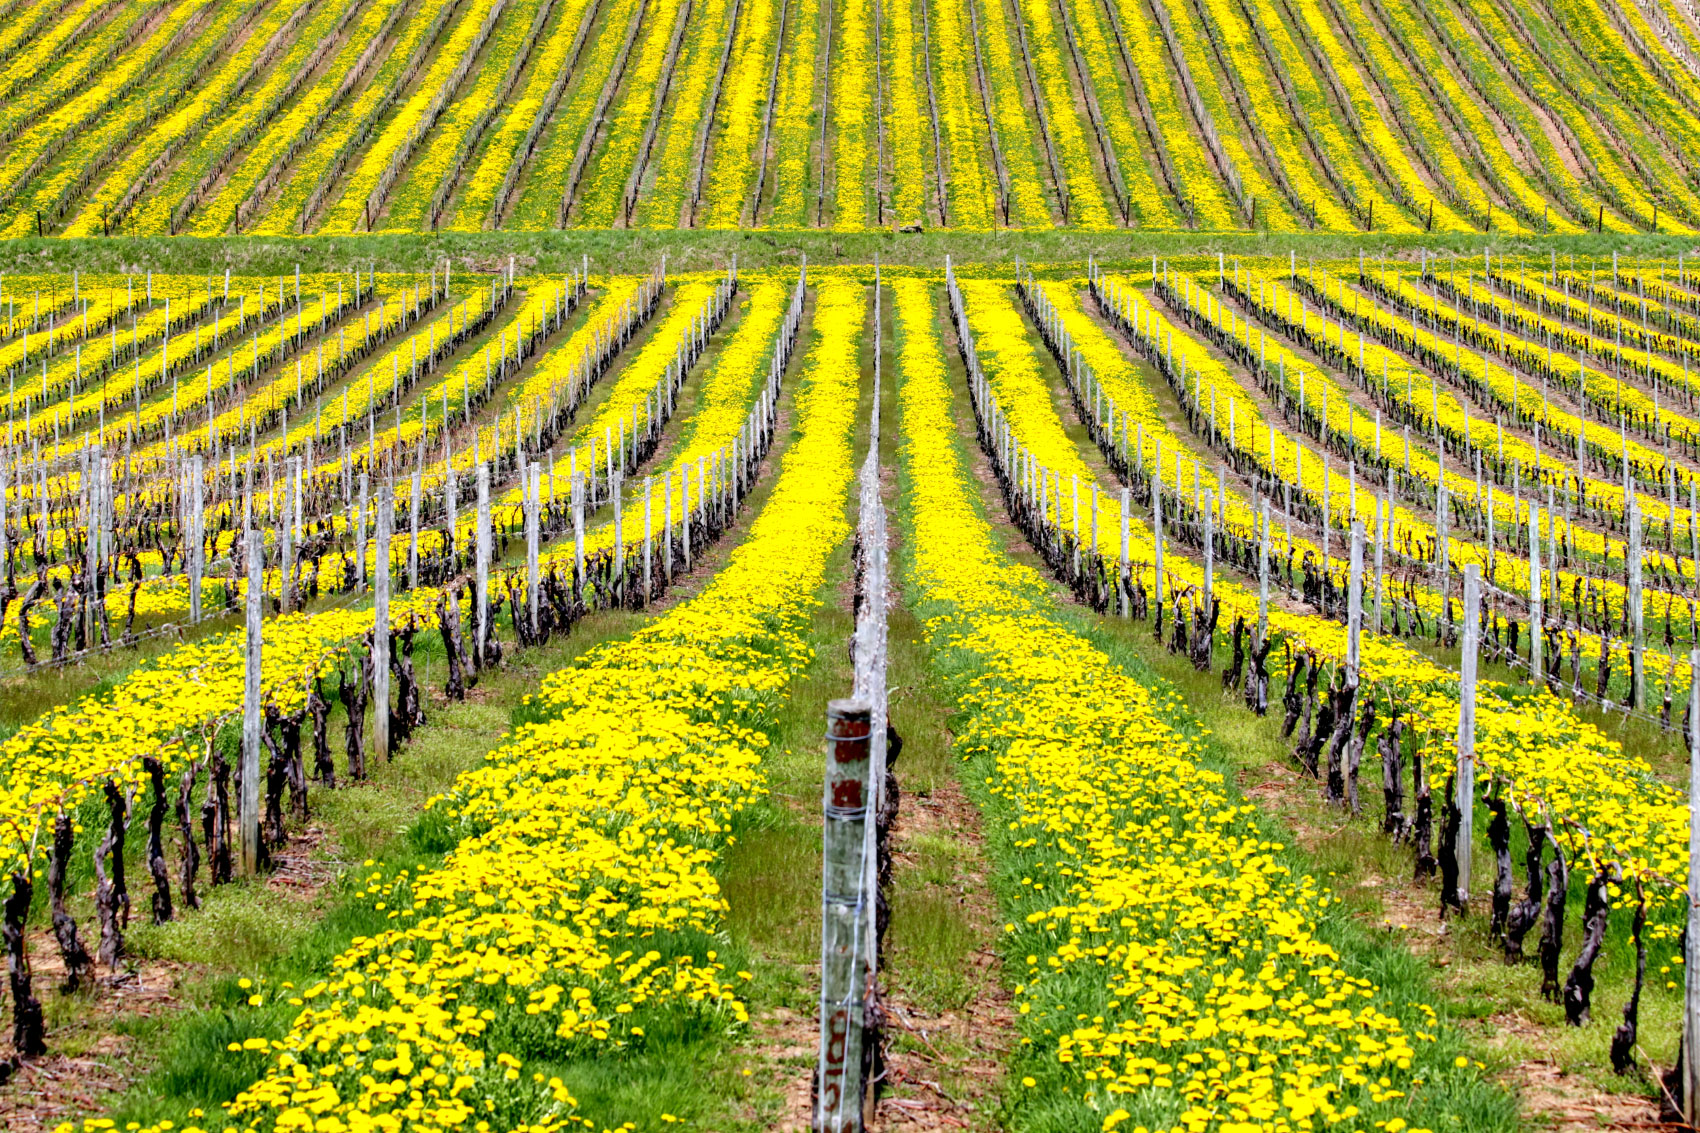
(3, 0, 1700, 232)
(0, 247, 1685, 1132)
(9, 0, 1700, 1130)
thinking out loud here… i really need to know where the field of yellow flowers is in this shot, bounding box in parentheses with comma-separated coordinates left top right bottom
(8, 6, 1700, 1133)
(0, 248, 1697, 1133)
(5, 0, 1700, 235)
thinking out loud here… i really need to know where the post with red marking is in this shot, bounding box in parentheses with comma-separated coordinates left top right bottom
(816, 698, 871, 1132)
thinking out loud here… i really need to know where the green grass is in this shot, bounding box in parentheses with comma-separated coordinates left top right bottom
(0, 230, 1692, 279)
(89, 605, 650, 1130)
(1024, 276, 1690, 1105)
(1010, 269, 1684, 1109)
(0, 609, 242, 741)
(898, 287, 1523, 1131)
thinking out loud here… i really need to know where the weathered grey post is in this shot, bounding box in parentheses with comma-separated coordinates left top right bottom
(682, 467, 694, 570)
(1685, 647, 1700, 1124)
(409, 471, 421, 590)
(189, 455, 204, 623)
(1258, 500, 1271, 649)
(373, 483, 391, 762)
(1348, 521, 1364, 685)
(444, 440, 458, 561)
(1203, 489, 1214, 623)
(1630, 500, 1645, 709)
(280, 467, 295, 614)
(240, 527, 262, 875)
(1529, 502, 1542, 680)
(84, 447, 99, 643)
(643, 475, 654, 606)
(526, 462, 541, 636)
(1372, 494, 1386, 635)
(1152, 477, 1165, 606)
(0, 463, 9, 573)
(476, 464, 491, 663)
(1435, 480, 1449, 635)
(1070, 474, 1080, 580)
(572, 471, 586, 594)
(612, 472, 625, 605)
(816, 698, 872, 1133)
(355, 473, 369, 590)
(1458, 564, 1481, 907)
(1691, 481, 1699, 592)
(1118, 487, 1130, 618)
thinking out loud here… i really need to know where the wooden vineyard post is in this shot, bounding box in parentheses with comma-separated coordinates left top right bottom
(815, 698, 872, 1133)
(240, 528, 261, 875)
(189, 455, 203, 624)
(1118, 487, 1129, 617)
(476, 464, 491, 661)
(1203, 489, 1215, 637)
(409, 471, 421, 590)
(526, 462, 540, 637)
(1457, 564, 1480, 907)
(685, 465, 695, 570)
(1691, 481, 1698, 588)
(1347, 521, 1363, 685)
(84, 447, 99, 644)
(280, 464, 295, 614)
(613, 473, 625, 606)
(1686, 646, 1700, 1124)
(445, 441, 458, 561)
(1435, 480, 1448, 636)
(1258, 501, 1270, 648)
(1070, 475, 1080, 580)
(1372, 493, 1385, 635)
(374, 482, 391, 763)
(644, 475, 653, 606)
(356, 473, 369, 591)
(1630, 499, 1644, 710)
(573, 471, 586, 593)
(1529, 500, 1542, 681)
(1487, 475, 1497, 582)
(665, 474, 675, 583)
(1152, 475, 1165, 607)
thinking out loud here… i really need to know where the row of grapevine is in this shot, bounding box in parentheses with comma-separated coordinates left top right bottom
(7, 0, 1700, 230)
